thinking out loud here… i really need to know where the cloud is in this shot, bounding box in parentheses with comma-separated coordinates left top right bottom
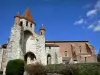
(86, 0, 100, 17)
(74, 0, 100, 32)
(88, 21, 100, 32)
(74, 19, 84, 25)
(87, 9, 97, 17)
(94, 25, 100, 31)
(88, 24, 94, 29)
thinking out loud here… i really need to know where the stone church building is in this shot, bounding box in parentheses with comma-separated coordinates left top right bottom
(0, 8, 97, 72)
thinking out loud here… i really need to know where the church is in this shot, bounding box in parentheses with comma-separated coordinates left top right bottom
(0, 8, 97, 72)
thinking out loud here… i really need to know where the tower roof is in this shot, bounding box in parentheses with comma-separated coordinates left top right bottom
(40, 24, 46, 31)
(14, 12, 20, 18)
(22, 8, 35, 23)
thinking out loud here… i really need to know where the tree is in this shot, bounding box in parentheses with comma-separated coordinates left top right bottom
(97, 50, 100, 62)
(6, 59, 24, 75)
(25, 62, 47, 75)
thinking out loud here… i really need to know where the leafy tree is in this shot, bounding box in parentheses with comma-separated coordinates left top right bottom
(6, 59, 24, 75)
(25, 62, 47, 75)
(97, 50, 100, 62)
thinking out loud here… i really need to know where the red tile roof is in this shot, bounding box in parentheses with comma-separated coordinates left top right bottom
(22, 8, 35, 23)
(45, 40, 89, 43)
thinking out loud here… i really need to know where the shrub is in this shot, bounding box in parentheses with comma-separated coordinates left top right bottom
(78, 63, 100, 75)
(45, 64, 79, 75)
(6, 59, 24, 75)
(25, 62, 47, 75)
(45, 63, 100, 75)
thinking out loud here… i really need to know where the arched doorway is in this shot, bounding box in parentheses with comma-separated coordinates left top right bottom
(73, 52, 77, 63)
(24, 52, 36, 64)
(23, 30, 34, 54)
(47, 54, 51, 65)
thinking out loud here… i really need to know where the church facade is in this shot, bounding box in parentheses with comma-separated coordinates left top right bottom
(0, 8, 97, 72)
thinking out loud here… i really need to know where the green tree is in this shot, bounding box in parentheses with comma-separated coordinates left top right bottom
(6, 59, 24, 75)
(97, 50, 100, 62)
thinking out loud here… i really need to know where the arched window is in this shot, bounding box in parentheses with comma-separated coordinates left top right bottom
(26, 21, 28, 26)
(47, 54, 51, 64)
(20, 21, 23, 26)
(79, 46, 81, 53)
(41, 32, 43, 35)
(85, 57, 87, 62)
(64, 51, 67, 57)
(30, 23, 32, 27)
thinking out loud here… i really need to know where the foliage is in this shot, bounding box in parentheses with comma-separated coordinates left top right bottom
(6, 59, 24, 75)
(45, 63, 100, 75)
(25, 62, 47, 75)
(97, 50, 100, 62)
(45, 64, 79, 75)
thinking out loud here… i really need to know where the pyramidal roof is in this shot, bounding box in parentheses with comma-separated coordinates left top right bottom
(22, 8, 34, 23)
(40, 24, 46, 31)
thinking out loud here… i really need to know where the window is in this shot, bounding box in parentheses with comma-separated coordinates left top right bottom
(64, 51, 67, 57)
(49, 46, 51, 49)
(30, 23, 32, 27)
(79, 46, 81, 53)
(20, 21, 23, 26)
(85, 57, 87, 62)
(41, 32, 43, 35)
(26, 21, 28, 26)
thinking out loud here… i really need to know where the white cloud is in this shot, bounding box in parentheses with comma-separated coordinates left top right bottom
(86, 0, 100, 17)
(88, 24, 94, 29)
(87, 9, 97, 17)
(94, 25, 100, 31)
(74, 19, 84, 25)
(87, 21, 100, 32)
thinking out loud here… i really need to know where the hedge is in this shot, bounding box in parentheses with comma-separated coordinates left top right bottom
(45, 63, 100, 75)
(6, 59, 24, 75)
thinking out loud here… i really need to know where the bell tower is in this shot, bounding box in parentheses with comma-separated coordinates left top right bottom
(40, 24, 46, 35)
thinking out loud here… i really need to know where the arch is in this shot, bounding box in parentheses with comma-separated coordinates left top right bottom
(73, 52, 77, 61)
(23, 30, 33, 54)
(47, 54, 51, 65)
(24, 51, 36, 62)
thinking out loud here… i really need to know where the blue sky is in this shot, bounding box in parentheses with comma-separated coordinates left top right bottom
(0, 0, 100, 54)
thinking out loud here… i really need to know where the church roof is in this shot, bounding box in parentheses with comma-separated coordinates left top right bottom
(45, 40, 89, 43)
(45, 44, 59, 47)
(14, 12, 20, 18)
(22, 8, 35, 23)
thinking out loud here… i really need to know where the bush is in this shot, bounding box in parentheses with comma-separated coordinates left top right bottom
(78, 63, 100, 75)
(45, 63, 100, 75)
(45, 64, 79, 75)
(25, 62, 47, 75)
(6, 59, 24, 75)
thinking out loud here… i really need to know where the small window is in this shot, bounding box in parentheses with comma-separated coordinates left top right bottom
(85, 57, 87, 62)
(64, 51, 67, 57)
(20, 21, 23, 26)
(30, 23, 32, 27)
(49, 46, 51, 49)
(41, 32, 43, 35)
(26, 21, 28, 26)
(79, 46, 81, 53)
